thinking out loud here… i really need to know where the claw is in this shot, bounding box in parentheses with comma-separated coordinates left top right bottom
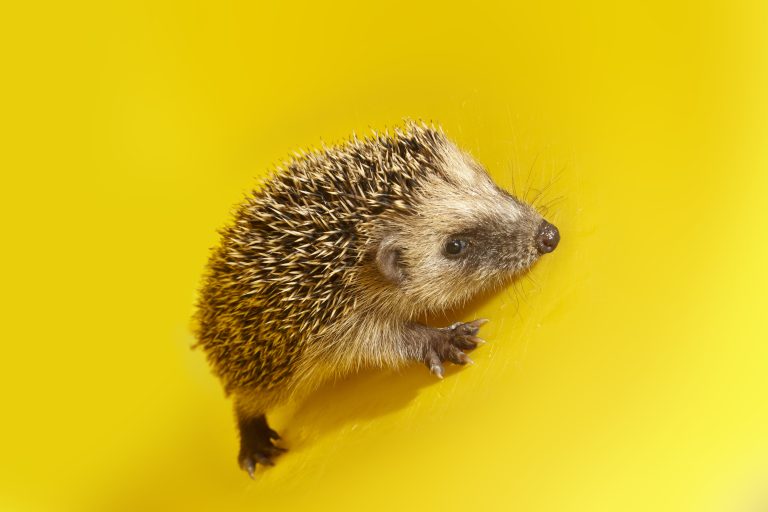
(444, 346, 467, 365)
(242, 458, 256, 479)
(449, 350, 473, 365)
(255, 454, 275, 466)
(469, 336, 486, 345)
(456, 319, 489, 336)
(431, 364, 445, 379)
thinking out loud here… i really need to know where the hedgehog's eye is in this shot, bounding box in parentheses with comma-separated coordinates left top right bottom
(444, 239, 468, 257)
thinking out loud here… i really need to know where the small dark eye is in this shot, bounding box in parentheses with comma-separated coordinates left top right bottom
(444, 239, 467, 256)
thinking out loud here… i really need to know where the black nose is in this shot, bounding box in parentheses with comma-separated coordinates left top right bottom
(535, 220, 560, 254)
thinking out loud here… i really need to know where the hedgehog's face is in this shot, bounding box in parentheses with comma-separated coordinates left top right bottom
(375, 146, 559, 312)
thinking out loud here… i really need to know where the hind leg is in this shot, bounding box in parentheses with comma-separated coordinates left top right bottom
(236, 409, 286, 477)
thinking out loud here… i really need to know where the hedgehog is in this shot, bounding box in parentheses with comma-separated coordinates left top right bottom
(194, 121, 560, 477)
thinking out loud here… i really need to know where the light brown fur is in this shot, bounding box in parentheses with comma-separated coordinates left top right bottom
(193, 121, 557, 473)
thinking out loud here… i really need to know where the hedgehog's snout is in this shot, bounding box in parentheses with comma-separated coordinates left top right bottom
(535, 220, 560, 254)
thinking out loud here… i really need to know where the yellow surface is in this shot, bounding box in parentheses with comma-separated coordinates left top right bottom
(2, 1, 767, 511)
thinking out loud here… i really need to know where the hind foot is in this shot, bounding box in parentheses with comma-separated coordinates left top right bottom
(237, 414, 286, 478)
(421, 318, 489, 379)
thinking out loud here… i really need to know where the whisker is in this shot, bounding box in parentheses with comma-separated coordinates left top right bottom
(523, 153, 540, 203)
(538, 195, 566, 213)
(523, 272, 541, 295)
(531, 164, 567, 208)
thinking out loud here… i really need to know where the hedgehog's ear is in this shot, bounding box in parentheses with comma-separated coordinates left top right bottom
(376, 235, 406, 285)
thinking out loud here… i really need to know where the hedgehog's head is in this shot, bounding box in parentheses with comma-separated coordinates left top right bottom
(375, 140, 559, 314)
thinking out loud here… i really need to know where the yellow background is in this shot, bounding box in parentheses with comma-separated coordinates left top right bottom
(1, 1, 767, 511)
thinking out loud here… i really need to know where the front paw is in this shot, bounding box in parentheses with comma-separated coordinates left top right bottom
(423, 319, 489, 379)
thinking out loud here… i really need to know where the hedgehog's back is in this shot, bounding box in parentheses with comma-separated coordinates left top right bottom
(194, 123, 449, 393)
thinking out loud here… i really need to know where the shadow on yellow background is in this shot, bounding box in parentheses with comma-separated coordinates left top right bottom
(1, 1, 767, 511)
